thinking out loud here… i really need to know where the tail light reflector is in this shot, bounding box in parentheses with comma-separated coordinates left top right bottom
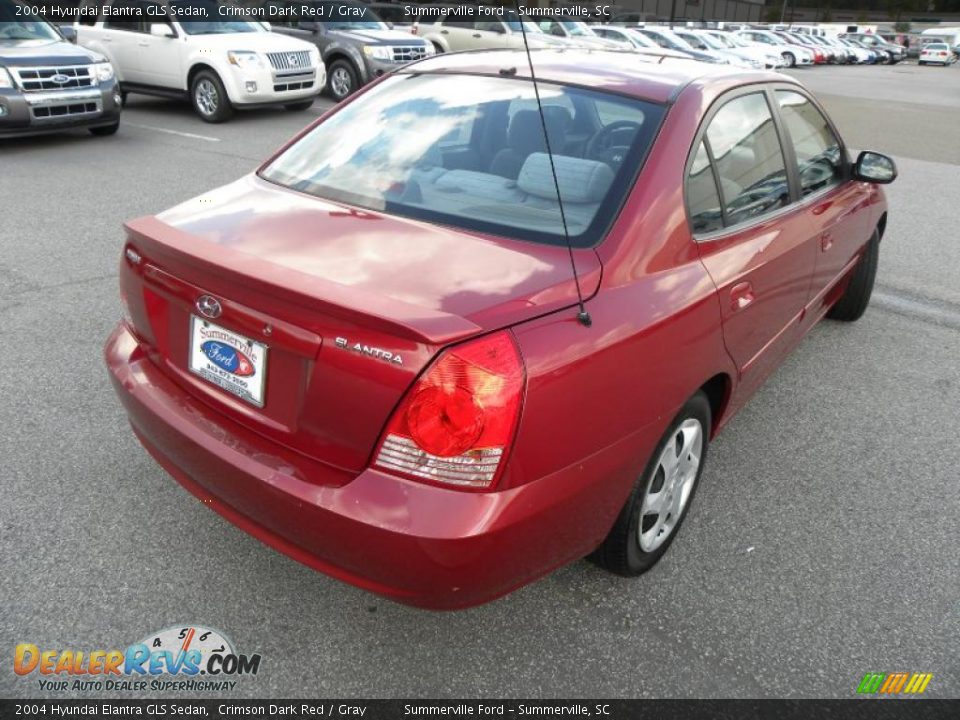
(374, 331, 525, 490)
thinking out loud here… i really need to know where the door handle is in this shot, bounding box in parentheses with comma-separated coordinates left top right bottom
(441, 30, 449, 35)
(472, 33, 482, 38)
(138, 42, 150, 47)
(730, 282, 755, 311)
(820, 232, 834, 251)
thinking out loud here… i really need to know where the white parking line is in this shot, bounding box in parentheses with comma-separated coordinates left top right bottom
(125, 123, 221, 142)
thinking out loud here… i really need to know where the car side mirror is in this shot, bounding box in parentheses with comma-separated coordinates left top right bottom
(853, 151, 897, 184)
(150, 24, 176, 39)
(59, 25, 77, 44)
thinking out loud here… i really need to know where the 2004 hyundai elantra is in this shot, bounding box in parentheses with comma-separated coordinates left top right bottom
(106, 49, 896, 609)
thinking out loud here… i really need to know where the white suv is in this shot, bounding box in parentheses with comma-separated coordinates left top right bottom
(75, 9, 324, 122)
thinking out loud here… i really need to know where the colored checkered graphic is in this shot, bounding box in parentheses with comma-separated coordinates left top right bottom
(857, 672, 933, 694)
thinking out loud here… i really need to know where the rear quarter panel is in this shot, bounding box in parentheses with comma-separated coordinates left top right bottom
(506, 81, 740, 548)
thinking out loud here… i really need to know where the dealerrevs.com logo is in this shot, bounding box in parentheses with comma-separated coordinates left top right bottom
(14, 626, 262, 693)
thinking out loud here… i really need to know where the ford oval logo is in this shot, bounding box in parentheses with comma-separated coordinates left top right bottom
(196, 294, 222, 319)
(50, 73, 70, 85)
(288, 54, 300, 66)
(201, 341, 255, 377)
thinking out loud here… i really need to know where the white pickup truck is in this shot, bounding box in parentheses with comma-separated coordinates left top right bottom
(75, 9, 324, 122)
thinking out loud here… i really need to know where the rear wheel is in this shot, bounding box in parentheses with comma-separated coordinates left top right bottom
(191, 70, 233, 123)
(828, 230, 880, 322)
(592, 392, 711, 576)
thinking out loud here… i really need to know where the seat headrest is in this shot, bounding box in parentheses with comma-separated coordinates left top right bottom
(508, 108, 571, 150)
(517, 153, 614, 204)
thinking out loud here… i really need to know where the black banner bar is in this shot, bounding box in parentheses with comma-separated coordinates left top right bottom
(1, 700, 958, 720)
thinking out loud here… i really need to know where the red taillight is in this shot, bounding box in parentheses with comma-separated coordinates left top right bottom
(374, 331, 525, 490)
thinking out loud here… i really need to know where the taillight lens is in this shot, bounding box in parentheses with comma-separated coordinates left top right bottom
(374, 331, 525, 490)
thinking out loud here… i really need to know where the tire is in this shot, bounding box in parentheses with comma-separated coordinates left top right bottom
(120, 90, 128, 107)
(431, 42, 444, 54)
(326, 59, 359, 102)
(89, 122, 119, 136)
(827, 230, 880, 322)
(284, 100, 314, 111)
(591, 392, 711, 576)
(190, 70, 233, 123)
(782, 51, 796, 68)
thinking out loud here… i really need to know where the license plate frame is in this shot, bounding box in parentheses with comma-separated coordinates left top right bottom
(188, 315, 268, 408)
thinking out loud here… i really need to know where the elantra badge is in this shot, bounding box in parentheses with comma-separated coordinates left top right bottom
(334, 337, 403, 366)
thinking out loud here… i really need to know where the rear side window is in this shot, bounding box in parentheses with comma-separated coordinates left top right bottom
(776, 90, 844, 196)
(704, 92, 790, 228)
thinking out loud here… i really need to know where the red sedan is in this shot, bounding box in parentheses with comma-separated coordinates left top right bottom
(105, 50, 896, 609)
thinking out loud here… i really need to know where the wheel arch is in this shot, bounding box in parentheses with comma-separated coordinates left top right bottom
(877, 211, 888, 240)
(187, 62, 219, 90)
(699, 373, 732, 438)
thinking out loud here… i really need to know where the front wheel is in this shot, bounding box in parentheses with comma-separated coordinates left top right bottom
(782, 51, 796, 68)
(591, 392, 711, 576)
(828, 230, 879, 322)
(89, 122, 119, 136)
(191, 70, 234, 123)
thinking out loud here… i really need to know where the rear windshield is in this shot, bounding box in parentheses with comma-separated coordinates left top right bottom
(260, 73, 664, 248)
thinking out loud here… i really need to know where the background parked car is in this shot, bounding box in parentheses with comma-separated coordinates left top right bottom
(0, 1, 121, 138)
(699, 29, 784, 69)
(636, 26, 742, 66)
(673, 28, 764, 69)
(591, 25, 692, 60)
(842, 33, 906, 64)
(919, 42, 954, 65)
(75, 7, 323, 122)
(736, 28, 814, 67)
(534, 20, 622, 50)
(271, 2, 433, 101)
(421, 14, 570, 53)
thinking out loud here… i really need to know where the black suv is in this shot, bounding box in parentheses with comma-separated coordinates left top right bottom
(0, 3, 121, 138)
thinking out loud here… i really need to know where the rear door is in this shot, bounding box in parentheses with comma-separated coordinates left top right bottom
(686, 87, 817, 397)
(99, 2, 150, 83)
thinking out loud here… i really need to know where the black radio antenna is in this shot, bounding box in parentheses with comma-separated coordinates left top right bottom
(513, 6, 592, 328)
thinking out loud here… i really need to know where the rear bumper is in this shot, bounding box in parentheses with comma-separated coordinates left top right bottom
(105, 323, 628, 609)
(0, 79, 121, 138)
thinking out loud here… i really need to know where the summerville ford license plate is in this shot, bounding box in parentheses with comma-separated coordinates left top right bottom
(188, 316, 268, 408)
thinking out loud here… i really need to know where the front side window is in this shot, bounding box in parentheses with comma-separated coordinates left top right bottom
(704, 92, 790, 227)
(775, 90, 844, 196)
(261, 74, 664, 247)
(686, 142, 723, 234)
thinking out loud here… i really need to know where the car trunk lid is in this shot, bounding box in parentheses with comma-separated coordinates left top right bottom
(119, 175, 600, 477)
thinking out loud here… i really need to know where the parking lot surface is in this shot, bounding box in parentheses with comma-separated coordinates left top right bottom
(1, 62, 958, 698)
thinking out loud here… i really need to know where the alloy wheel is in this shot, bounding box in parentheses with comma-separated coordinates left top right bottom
(331, 67, 352, 99)
(638, 418, 704, 552)
(195, 79, 218, 116)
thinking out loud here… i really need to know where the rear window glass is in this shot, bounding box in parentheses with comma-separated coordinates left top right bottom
(260, 74, 664, 247)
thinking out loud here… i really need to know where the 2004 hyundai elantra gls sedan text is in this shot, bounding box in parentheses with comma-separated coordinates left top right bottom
(105, 49, 896, 609)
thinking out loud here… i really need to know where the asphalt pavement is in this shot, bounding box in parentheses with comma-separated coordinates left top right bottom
(1, 62, 958, 699)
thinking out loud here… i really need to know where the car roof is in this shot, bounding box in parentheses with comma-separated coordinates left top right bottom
(401, 49, 780, 104)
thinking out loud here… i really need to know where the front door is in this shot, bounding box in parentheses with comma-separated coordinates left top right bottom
(686, 89, 817, 399)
